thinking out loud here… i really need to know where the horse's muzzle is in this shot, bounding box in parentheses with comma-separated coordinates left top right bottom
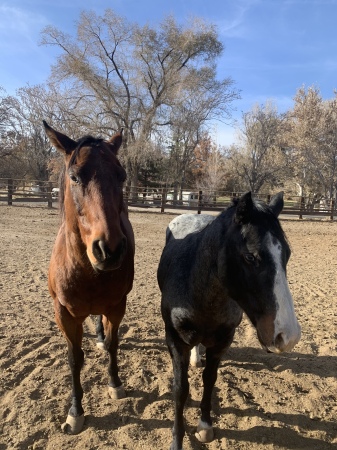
(256, 315, 301, 353)
(91, 237, 127, 272)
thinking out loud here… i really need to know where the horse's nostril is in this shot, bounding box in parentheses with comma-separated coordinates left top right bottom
(274, 332, 285, 348)
(92, 238, 127, 265)
(92, 239, 108, 262)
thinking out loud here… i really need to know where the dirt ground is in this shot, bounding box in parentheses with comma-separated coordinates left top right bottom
(0, 204, 337, 450)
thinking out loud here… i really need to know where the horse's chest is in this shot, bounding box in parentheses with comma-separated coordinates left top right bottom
(170, 299, 242, 347)
(54, 269, 130, 316)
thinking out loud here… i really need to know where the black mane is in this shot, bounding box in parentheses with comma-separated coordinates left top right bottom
(69, 136, 104, 167)
(225, 195, 288, 243)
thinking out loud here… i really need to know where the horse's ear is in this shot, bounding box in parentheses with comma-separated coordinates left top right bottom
(234, 192, 254, 224)
(107, 128, 123, 155)
(43, 120, 77, 155)
(269, 191, 284, 217)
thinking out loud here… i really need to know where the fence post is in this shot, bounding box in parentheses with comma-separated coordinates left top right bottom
(131, 185, 138, 202)
(299, 196, 305, 219)
(197, 190, 203, 214)
(330, 198, 335, 221)
(124, 186, 129, 208)
(161, 189, 167, 214)
(7, 178, 13, 206)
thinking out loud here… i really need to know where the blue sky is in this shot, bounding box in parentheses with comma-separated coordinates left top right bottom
(1, 0, 336, 145)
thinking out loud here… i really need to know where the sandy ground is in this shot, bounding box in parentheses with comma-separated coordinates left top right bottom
(0, 204, 337, 450)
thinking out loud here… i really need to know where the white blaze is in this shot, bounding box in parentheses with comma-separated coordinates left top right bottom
(268, 232, 301, 352)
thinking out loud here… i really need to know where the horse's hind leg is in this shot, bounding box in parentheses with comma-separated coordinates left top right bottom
(105, 299, 127, 400)
(166, 330, 191, 450)
(96, 315, 105, 349)
(54, 302, 86, 434)
(195, 329, 235, 443)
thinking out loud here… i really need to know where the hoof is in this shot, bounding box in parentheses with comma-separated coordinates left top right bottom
(195, 420, 214, 443)
(109, 384, 126, 400)
(61, 414, 85, 435)
(96, 341, 105, 350)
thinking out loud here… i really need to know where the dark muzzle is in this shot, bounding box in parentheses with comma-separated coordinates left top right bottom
(92, 237, 127, 271)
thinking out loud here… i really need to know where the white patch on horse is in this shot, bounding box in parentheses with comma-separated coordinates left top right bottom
(190, 345, 202, 367)
(267, 232, 301, 351)
(168, 214, 215, 240)
(171, 306, 191, 328)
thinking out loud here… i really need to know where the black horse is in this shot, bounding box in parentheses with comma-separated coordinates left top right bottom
(157, 192, 301, 450)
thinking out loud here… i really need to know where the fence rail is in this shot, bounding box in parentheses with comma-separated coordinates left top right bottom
(123, 187, 337, 219)
(1, 179, 336, 219)
(0, 178, 57, 208)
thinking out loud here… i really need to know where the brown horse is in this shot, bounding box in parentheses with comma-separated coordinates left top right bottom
(43, 121, 135, 434)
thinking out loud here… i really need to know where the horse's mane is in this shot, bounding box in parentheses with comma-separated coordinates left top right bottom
(68, 136, 104, 167)
(219, 196, 288, 242)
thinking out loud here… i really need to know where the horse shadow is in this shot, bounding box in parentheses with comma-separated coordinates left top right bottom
(82, 387, 337, 450)
(215, 420, 336, 450)
(84, 328, 336, 381)
(222, 346, 337, 379)
(81, 329, 336, 449)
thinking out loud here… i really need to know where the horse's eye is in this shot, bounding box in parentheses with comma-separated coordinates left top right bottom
(244, 253, 255, 263)
(70, 174, 79, 184)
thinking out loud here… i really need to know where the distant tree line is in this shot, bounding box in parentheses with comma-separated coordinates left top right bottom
(1, 9, 337, 202)
(227, 87, 337, 202)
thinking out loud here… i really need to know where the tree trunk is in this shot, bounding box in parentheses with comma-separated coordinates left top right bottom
(130, 165, 139, 202)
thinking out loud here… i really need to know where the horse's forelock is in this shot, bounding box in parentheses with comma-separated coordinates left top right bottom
(253, 198, 269, 213)
(69, 136, 104, 167)
(229, 196, 287, 244)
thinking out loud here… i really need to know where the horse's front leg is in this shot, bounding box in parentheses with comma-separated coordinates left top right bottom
(54, 301, 86, 435)
(166, 330, 191, 450)
(196, 328, 235, 443)
(105, 300, 127, 400)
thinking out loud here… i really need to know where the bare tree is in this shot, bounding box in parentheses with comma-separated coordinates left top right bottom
(287, 86, 337, 200)
(196, 148, 227, 193)
(228, 101, 288, 193)
(0, 84, 83, 181)
(41, 10, 239, 192)
(0, 88, 31, 179)
(162, 109, 201, 193)
(191, 134, 227, 192)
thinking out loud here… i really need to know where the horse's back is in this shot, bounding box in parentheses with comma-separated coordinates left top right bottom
(158, 214, 215, 294)
(166, 213, 215, 242)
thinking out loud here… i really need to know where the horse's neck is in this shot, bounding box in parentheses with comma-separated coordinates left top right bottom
(187, 211, 237, 309)
(190, 217, 227, 289)
(197, 213, 228, 251)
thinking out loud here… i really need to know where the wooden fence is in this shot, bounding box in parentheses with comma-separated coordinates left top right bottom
(125, 188, 337, 219)
(0, 178, 57, 208)
(0, 179, 336, 219)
